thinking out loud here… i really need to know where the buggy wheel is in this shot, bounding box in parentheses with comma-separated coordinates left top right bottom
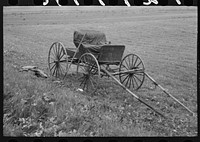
(48, 42, 68, 78)
(77, 53, 100, 94)
(119, 54, 145, 90)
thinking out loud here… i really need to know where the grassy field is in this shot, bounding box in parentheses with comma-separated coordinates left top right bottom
(3, 6, 197, 136)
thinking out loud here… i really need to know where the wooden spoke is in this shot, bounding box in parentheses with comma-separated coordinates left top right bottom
(50, 63, 56, 71)
(125, 76, 130, 88)
(80, 75, 87, 86)
(119, 54, 145, 90)
(58, 43, 61, 57)
(89, 77, 95, 89)
(133, 76, 139, 88)
(55, 68, 58, 77)
(133, 56, 138, 67)
(121, 74, 129, 84)
(59, 63, 66, 73)
(135, 60, 142, 67)
(132, 54, 134, 67)
(121, 64, 128, 70)
(127, 76, 131, 89)
(133, 74, 142, 83)
(57, 64, 62, 76)
(52, 65, 57, 76)
(56, 42, 59, 55)
(77, 53, 100, 94)
(120, 73, 128, 78)
(124, 59, 129, 69)
(79, 65, 87, 73)
(53, 44, 57, 56)
(56, 43, 59, 57)
(128, 76, 134, 89)
(130, 76, 134, 89)
(48, 42, 68, 78)
(50, 48, 56, 58)
(49, 61, 55, 64)
(58, 46, 62, 60)
(59, 50, 65, 60)
(128, 55, 131, 67)
(49, 56, 56, 61)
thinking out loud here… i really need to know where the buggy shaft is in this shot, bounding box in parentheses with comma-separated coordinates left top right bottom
(144, 72, 195, 116)
(65, 34, 86, 76)
(101, 68, 167, 119)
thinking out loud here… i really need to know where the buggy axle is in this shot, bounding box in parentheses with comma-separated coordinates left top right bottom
(100, 68, 144, 77)
(111, 68, 144, 76)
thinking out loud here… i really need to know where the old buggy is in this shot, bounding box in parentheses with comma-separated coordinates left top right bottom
(47, 30, 195, 117)
(48, 30, 145, 93)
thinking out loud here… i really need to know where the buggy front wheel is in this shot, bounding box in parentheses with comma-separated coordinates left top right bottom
(48, 42, 68, 78)
(77, 53, 100, 94)
(119, 54, 145, 90)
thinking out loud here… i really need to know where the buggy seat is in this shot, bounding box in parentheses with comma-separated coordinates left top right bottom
(70, 30, 125, 65)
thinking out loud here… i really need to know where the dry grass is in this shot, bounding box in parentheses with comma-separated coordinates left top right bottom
(3, 6, 197, 136)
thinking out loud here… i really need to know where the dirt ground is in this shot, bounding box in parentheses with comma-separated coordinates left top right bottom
(3, 6, 197, 136)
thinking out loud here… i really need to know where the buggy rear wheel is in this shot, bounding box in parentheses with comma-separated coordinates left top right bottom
(119, 54, 145, 90)
(48, 42, 68, 78)
(77, 53, 100, 94)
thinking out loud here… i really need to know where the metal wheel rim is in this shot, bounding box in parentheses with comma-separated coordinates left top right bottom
(119, 53, 145, 90)
(48, 42, 68, 78)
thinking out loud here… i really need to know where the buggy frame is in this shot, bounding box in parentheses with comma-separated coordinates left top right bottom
(47, 30, 195, 118)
